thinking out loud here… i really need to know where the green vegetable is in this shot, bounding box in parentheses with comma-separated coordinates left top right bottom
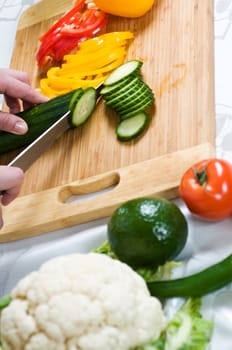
(0, 87, 94, 155)
(100, 75, 134, 95)
(116, 112, 150, 141)
(0, 295, 11, 310)
(107, 197, 188, 268)
(70, 87, 97, 127)
(101, 61, 154, 120)
(147, 254, 232, 298)
(137, 299, 213, 350)
(103, 60, 143, 86)
(93, 240, 177, 282)
(100, 60, 155, 141)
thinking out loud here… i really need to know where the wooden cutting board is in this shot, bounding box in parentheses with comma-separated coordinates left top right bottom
(0, 0, 215, 242)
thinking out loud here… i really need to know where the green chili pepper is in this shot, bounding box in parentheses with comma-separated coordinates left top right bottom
(147, 254, 232, 298)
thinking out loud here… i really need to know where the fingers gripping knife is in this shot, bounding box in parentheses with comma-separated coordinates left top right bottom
(0, 111, 71, 195)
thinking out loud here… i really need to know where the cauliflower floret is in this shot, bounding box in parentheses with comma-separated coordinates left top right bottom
(0, 253, 165, 350)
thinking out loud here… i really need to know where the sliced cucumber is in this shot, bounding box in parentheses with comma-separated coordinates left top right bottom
(103, 76, 141, 101)
(116, 112, 150, 141)
(104, 60, 143, 86)
(113, 84, 153, 112)
(100, 76, 133, 95)
(105, 81, 144, 107)
(70, 87, 97, 127)
(120, 96, 154, 119)
(69, 88, 84, 111)
(118, 93, 154, 115)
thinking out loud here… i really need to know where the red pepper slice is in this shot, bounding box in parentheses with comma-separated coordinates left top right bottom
(60, 10, 107, 37)
(36, 2, 107, 68)
(39, 0, 85, 42)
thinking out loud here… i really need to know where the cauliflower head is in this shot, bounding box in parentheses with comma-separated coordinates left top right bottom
(0, 253, 165, 350)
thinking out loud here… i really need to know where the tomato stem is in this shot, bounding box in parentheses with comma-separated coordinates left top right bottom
(192, 166, 207, 186)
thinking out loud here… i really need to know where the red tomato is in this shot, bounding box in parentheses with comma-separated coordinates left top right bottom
(179, 158, 232, 221)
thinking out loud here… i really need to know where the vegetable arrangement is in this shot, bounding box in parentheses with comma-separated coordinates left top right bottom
(100, 60, 155, 141)
(179, 158, 232, 221)
(1, 193, 227, 350)
(1, 2, 229, 348)
(36, 0, 108, 69)
(40, 31, 134, 98)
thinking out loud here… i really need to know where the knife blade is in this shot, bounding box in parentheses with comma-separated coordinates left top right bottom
(0, 110, 71, 195)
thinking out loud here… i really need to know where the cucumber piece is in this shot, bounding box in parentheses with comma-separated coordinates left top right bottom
(104, 60, 143, 86)
(120, 96, 155, 119)
(69, 88, 84, 110)
(100, 76, 133, 95)
(116, 112, 150, 141)
(118, 93, 154, 115)
(0, 89, 81, 155)
(105, 80, 144, 107)
(103, 76, 142, 101)
(115, 85, 154, 113)
(70, 87, 97, 127)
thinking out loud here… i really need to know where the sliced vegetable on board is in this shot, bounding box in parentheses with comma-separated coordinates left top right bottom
(100, 60, 155, 141)
(179, 158, 232, 221)
(116, 112, 150, 141)
(40, 31, 134, 98)
(36, 0, 108, 69)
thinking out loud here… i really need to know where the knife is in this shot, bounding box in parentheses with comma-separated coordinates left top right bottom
(0, 110, 71, 194)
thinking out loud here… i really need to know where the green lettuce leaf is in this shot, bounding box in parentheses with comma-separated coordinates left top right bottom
(138, 298, 213, 350)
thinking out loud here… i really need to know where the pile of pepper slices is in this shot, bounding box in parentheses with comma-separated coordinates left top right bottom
(37, 0, 135, 98)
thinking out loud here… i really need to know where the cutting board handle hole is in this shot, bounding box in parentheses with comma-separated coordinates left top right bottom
(59, 172, 120, 204)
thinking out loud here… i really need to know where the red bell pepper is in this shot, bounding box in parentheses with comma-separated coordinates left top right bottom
(36, 0, 108, 68)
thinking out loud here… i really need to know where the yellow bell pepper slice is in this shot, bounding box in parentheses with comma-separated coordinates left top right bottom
(40, 31, 134, 97)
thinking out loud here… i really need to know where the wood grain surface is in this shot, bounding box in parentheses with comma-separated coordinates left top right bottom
(0, 0, 215, 241)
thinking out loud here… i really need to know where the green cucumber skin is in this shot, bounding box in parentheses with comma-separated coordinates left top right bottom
(114, 86, 153, 113)
(147, 254, 232, 298)
(102, 77, 142, 100)
(100, 76, 133, 95)
(116, 112, 150, 141)
(0, 89, 80, 155)
(106, 82, 147, 106)
(70, 87, 97, 127)
(104, 60, 143, 86)
(114, 88, 154, 114)
(120, 97, 154, 120)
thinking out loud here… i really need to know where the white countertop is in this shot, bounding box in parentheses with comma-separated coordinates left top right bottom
(1, 3, 232, 348)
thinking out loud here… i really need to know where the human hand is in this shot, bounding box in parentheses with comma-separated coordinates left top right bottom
(0, 166, 24, 228)
(0, 68, 47, 228)
(0, 68, 48, 134)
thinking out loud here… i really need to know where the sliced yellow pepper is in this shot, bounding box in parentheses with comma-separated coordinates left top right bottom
(40, 31, 134, 97)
